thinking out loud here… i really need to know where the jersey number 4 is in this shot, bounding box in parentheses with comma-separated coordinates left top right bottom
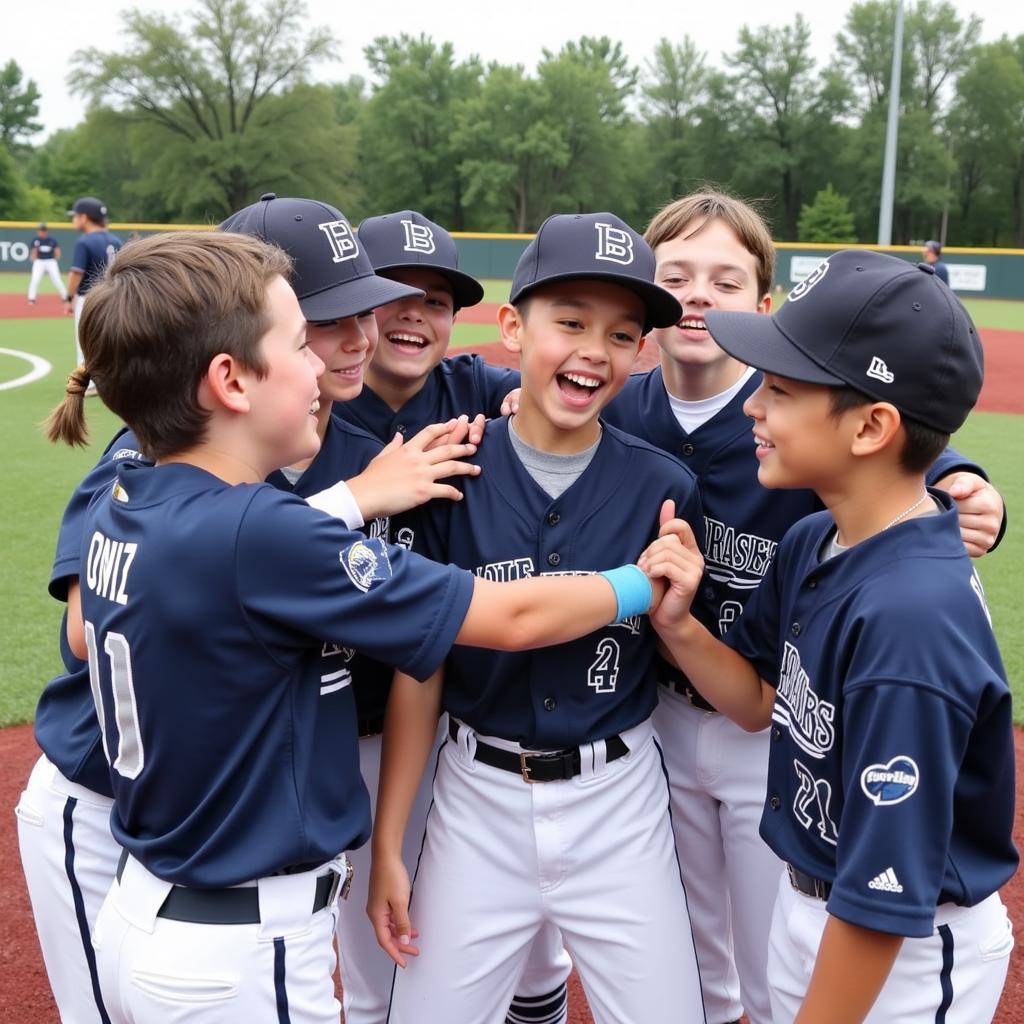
(588, 637, 621, 694)
(84, 622, 144, 779)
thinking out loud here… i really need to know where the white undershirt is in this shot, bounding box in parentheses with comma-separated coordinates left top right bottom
(665, 366, 757, 434)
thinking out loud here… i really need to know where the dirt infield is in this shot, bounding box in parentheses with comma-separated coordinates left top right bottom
(1, 720, 1022, 1022)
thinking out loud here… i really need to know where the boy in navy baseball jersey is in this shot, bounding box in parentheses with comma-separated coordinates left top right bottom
(28, 222, 68, 303)
(19, 197, 484, 1024)
(643, 249, 1016, 1023)
(47, 230, 669, 1024)
(602, 190, 1005, 1024)
(334, 210, 519, 443)
(371, 213, 708, 1024)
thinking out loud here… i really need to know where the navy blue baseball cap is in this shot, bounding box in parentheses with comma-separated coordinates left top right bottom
(68, 196, 108, 221)
(219, 194, 422, 321)
(704, 249, 983, 434)
(510, 213, 681, 334)
(358, 210, 484, 309)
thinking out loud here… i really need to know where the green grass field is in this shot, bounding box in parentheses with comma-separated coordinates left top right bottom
(0, 281, 1021, 727)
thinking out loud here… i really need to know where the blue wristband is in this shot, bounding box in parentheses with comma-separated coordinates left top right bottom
(599, 565, 653, 623)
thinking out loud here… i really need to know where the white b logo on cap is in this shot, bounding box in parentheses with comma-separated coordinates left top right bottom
(401, 220, 435, 254)
(594, 223, 634, 266)
(788, 259, 829, 302)
(319, 220, 359, 263)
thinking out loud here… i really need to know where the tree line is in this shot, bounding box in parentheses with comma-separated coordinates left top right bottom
(1, 0, 1022, 247)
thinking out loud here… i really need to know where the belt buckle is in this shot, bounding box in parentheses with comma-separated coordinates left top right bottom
(339, 858, 354, 901)
(519, 751, 537, 784)
(326, 858, 354, 905)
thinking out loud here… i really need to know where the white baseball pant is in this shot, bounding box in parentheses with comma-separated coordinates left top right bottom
(768, 873, 1013, 1022)
(387, 717, 705, 1024)
(74, 294, 87, 368)
(338, 722, 570, 1024)
(94, 852, 349, 1023)
(28, 259, 67, 301)
(653, 685, 780, 1024)
(16, 753, 119, 1024)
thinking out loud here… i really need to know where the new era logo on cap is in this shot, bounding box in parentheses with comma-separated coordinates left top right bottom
(704, 250, 984, 434)
(510, 212, 680, 334)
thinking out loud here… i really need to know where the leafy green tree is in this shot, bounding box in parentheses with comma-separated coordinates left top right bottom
(542, 36, 638, 120)
(68, 0, 339, 217)
(0, 60, 42, 148)
(638, 38, 708, 203)
(0, 143, 25, 215)
(798, 183, 857, 241)
(724, 15, 851, 238)
(357, 34, 481, 229)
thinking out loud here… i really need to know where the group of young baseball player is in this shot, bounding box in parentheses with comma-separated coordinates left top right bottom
(13, 182, 1016, 1024)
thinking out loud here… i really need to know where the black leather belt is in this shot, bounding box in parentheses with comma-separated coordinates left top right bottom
(358, 714, 385, 738)
(116, 850, 353, 924)
(787, 863, 832, 900)
(657, 663, 718, 713)
(449, 719, 628, 784)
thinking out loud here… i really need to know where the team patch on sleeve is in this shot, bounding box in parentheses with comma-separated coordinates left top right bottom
(339, 538, 392, 593)
(860, 756, 919, 806)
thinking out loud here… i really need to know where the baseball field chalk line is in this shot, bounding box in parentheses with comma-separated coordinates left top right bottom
(0, 347, 52, 391)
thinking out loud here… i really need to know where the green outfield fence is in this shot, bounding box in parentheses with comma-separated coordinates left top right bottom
(3, 221, 1024, 299)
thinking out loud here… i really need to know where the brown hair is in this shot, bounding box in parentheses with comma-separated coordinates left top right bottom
(644, 189, 776, 300)
(46, 231, 292, 459)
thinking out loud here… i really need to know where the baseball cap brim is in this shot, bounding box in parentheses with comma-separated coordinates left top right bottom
(513, 272, 682, 334)
(376, 264, 484, 309)
(298, 274, 423, 321)
(705, 309, 846, 386)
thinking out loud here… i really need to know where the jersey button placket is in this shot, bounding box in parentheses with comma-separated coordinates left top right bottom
(546, 511, 560, 526)
(791, 622, 801, 636)
(547, 552, 561, 567)
(769, 796, 781, 810)
(543, 697, 557, 712)
(681, 443, 695, 456)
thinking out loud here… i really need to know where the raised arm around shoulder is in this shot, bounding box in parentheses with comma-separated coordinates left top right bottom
(455, 571, 645, 651)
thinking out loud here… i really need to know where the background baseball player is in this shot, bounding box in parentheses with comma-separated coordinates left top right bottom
(602, 190, 1007, 1024)
(27, 222, 68, 304)
(371, 213, 707, 1024)
(647, 248, 1016, 1023)
(49, 228, 659, 1023)
(65, 196, 122, 375)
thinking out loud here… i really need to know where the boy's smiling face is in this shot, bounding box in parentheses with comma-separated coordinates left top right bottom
(305, 311, 378, 405)
(743, 372, 854, 491)
(370, 267, 456, 388)
(651, 217, 770, 378)
(500, 279, 645, 454)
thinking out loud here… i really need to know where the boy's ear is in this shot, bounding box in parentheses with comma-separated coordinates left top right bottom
(758, 292, 773, 314)
(198, 353, 251, 414)
(850, 402, 902, 458)
(498, 303, 523, 355)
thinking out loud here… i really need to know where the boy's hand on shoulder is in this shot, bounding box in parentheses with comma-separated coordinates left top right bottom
(367, 852, 419, 968)
(638, 500, 705, 630)
(936, 471, 1004, 557)
(500, 388, 521, 416)
(347, 417, 482, 518)
(425, 412, 487, 448)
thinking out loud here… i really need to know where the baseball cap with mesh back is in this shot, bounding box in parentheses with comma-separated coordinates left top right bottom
(67, 197, 108, 221)
(219, 194, 423, 322)
(704, 249, 983, 434)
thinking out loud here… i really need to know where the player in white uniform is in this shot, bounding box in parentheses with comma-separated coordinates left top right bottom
(27, 223, 68, 303)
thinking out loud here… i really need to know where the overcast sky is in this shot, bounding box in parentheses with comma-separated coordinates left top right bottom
(8, 0, 1024, 138)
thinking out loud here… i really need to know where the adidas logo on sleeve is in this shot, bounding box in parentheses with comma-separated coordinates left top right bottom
(868, 867, 904, 893)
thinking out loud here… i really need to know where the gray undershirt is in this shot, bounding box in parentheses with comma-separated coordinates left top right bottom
(507, 418, 601, 499)
(820, 498, 943, 561)
(279, 465, 304, 485)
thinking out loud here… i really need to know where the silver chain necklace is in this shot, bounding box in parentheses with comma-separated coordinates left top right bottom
(883, 493, 930, 531)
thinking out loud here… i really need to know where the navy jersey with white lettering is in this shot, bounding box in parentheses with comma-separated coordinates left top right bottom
(266, 413, 393, 726)
(71, 231, 122, 295)
(604, 367, 993, 644)
(407, 418, 703, 747)
(335, 353, 520, 442)
(79, 459, 474, 886)
(33, 235, 59, 260)
(725, 491, 1017, 937)
(34, 428, 148, 796)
